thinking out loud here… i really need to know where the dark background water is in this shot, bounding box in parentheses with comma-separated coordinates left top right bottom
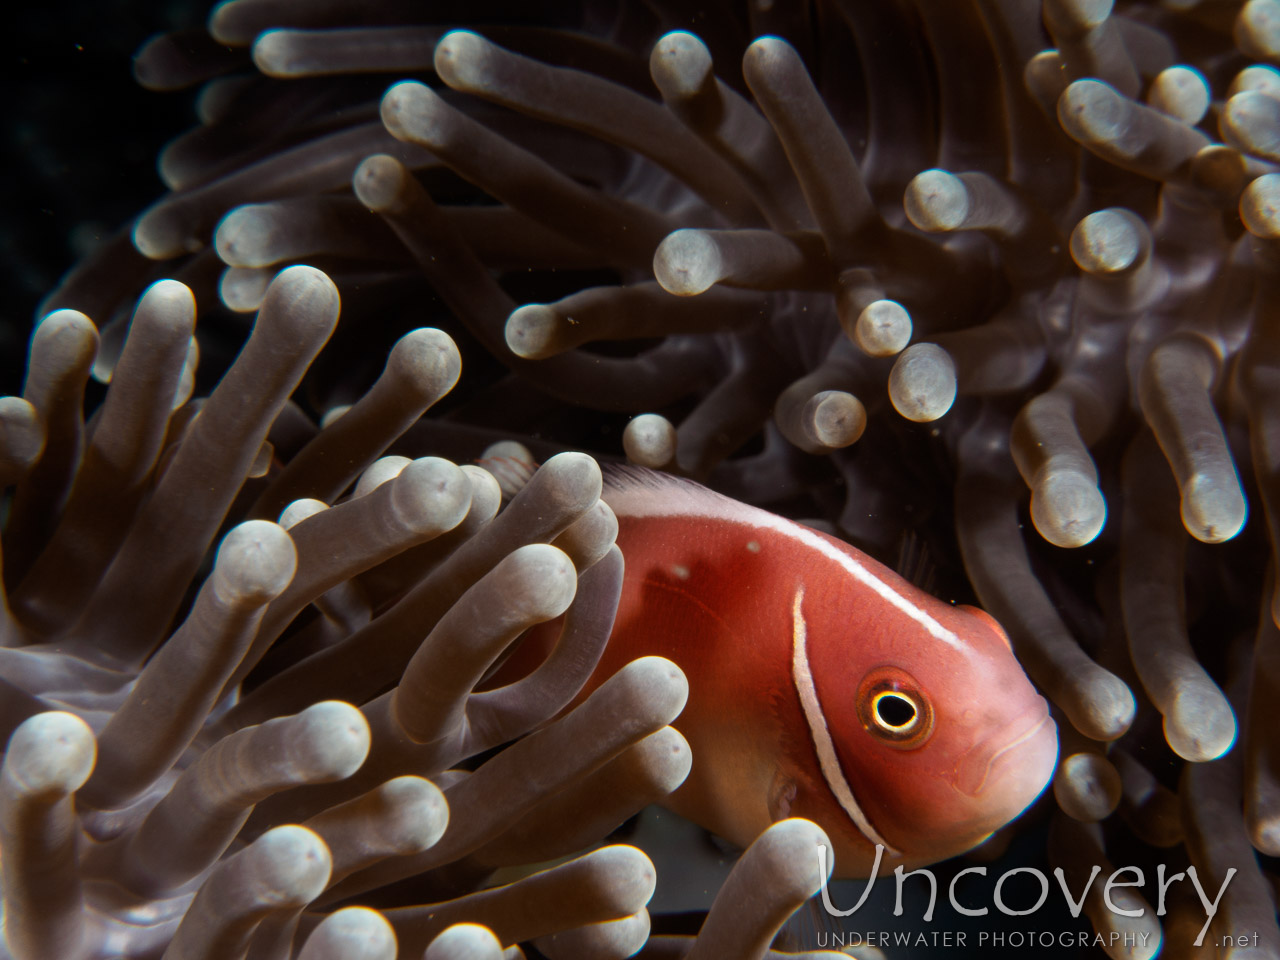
(3, 0, 203, 393)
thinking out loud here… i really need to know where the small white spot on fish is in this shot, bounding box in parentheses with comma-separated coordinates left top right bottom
(671, 564, 691, 580)
(746, 540, 761, 553)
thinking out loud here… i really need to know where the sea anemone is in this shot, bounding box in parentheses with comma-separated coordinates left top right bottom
(0, 264, 846, 959)
(6, 0, 1280, 957)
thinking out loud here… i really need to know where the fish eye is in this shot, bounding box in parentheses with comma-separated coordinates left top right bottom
(857, 667, 934, 749)
(873, 692, 917, 729)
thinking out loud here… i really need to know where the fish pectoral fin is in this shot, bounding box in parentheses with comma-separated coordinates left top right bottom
(768, 770, 797, 822)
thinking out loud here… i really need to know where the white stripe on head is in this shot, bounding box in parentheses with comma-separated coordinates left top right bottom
(605, 471, 964, 652)
(791, 587, 900, 855)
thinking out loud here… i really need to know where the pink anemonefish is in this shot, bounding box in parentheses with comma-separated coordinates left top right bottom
(522, 465, 1059, 878)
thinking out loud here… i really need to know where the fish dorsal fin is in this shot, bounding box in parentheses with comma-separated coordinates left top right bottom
(602, 464, 772, 526)
(894, 529, 938, 595)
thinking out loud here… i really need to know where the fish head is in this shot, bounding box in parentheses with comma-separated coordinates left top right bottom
(793, 556, 1057, 876)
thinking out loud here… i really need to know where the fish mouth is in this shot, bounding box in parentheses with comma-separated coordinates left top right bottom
(953, 701, 1057, 801)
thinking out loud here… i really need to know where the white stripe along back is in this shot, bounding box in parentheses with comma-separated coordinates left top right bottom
(604, 471, 965, 653)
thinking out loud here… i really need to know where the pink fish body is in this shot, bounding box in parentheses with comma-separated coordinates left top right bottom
(587, 468, 1057, 877)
